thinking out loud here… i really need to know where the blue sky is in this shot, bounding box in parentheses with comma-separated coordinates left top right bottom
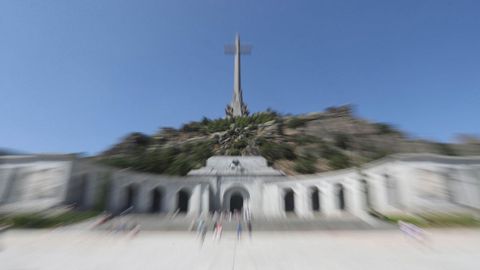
(1, 0, 479, 155)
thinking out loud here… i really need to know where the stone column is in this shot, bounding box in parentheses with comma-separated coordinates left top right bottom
(295, 185, 312, 218)
(201, 184, 210, 217)
(249, 181, 263, 218)
(84, 173, 97, 210)
(348, 177, 367, 217)
(164, 186, 177, 214)
(189, 185, 202, 217)
(322, 182, 336, 217)
(372, 174, 389, 213)
(136, 183, 150, 213)
(109, 179, 124, 213)
(262, 185, 276, 218)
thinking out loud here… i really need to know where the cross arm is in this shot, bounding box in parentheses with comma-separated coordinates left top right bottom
(224, 44, 253, 55)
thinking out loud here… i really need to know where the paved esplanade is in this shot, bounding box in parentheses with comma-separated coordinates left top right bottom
(1, 230, 479, 270)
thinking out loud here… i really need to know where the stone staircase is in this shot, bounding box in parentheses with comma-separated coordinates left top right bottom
(96, 214, 396, 231)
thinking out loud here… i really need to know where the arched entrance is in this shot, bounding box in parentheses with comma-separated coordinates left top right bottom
(230, 192, 244, 213)
(284, 188, 295, 213)
(222, 186, 250, 214)
(150, 187, 163, 213)
(310, 186, 320, 212)
(335, 183, 346, 210)
(124, 184, 138, 211)
(176, 189, 190, 213)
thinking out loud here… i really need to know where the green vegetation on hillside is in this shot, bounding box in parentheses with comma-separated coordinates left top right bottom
(383, 213, 480, 227)
(97, 106, 479, 176)
(102, 140, 215, 175)
(0, 211, 99, 228)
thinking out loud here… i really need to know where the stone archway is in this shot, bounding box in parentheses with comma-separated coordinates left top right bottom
(223, 186, 250, 214)
(310, 186, 320, 212)
(124, 184, 138, 212)
(284, 188, 295, 213)
(176, 189, 190, 214)
(335, 183, 346, 210)
(230, 192, 244, 212)
(150, 187, 163, 213)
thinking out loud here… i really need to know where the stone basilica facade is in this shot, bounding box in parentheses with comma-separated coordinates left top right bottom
(1, 153, 480, 221)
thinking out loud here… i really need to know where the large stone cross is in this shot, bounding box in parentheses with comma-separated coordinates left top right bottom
(225, 34, 251, 117)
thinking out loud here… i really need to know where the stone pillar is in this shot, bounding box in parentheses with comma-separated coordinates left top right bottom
(83, 173, 96, 209)
(402, 167, 418, 211)
(136, 184, 150, 213)
(262, 185, 276, 218)
(164, 187, 177, 214)
(189, 185, 202, 217)
(372, 174, 389, 213)
(109, 179, 124, 213)
(249, 181, 263, 218)
(322, 182, 336, 217)
(348, 177, 367, 217)
(201, 184, 210, 217)
(295, 185, 312, 218)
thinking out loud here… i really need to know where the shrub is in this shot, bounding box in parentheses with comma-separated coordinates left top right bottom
(420, 213, 479, 227)
(384, 213, 480, 227)
(334, 134, 350, 150)
(101, 156, 133, 168)
(286, 117, 308, 129)
(374, 123, 401, 135)
(328, 152, 351, 169)
(319, 144, 340, 159)
(228, 148, 242, 155)
(291, 135, 321, 145)
(258, 140, 296, 162)
(4, 211, 99, 228)
(294, 155, 317, 174)
(180, 121, 203, 133)
(165, 154, 193, 176)
(232, 138, 249, 150)
(206, 118, 231, 133)
(384, 215, 428, 227)
(435, 143, 457, 156)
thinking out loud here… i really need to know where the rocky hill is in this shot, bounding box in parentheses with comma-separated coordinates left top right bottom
(96, 105, 480, 175)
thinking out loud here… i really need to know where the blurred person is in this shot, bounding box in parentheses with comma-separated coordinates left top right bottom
(200, 222, 207, 246)
(129, 222, 141, 238)
(213, 221, 223, 241)
(196, 219, 205, 238)
(212, 220, 218, 239)
(399, 220, 428, 246)
(247, 220, 252, 239)
(236, 221, 243, 240)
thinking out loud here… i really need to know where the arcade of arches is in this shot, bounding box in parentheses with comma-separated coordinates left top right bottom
(3, 154, 479, 220)
(282, 183, 355, 214)
(121, 181, 372, 216)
